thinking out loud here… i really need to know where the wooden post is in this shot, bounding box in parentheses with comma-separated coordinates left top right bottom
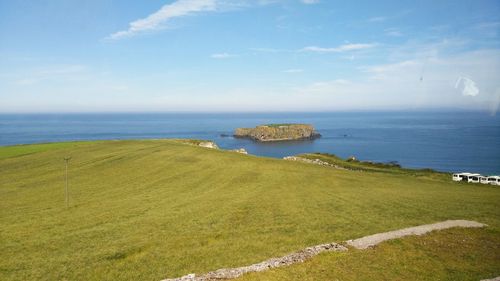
(64, 157, 71, 207)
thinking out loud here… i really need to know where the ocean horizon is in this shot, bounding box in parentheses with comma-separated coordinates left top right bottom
(1, 111, 499, 175)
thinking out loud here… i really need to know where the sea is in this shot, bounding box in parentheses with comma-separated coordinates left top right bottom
(1, 111, 499, 175)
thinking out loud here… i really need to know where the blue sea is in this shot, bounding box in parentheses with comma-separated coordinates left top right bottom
(1, 112, 499, 175)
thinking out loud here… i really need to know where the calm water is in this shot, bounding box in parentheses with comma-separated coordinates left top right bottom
(1, 112, 499, 174)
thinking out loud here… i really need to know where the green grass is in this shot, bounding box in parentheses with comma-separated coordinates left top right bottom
(264, 123, 303, 127)
(0, 141, 92, 160)
(299, 153, 446, 180)
(172, 139, 210, 146)
(239, 228, 500, 281)
(1, 140, 499, 280)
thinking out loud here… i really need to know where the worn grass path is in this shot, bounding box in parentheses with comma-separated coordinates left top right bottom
(1, 140, 499, 280)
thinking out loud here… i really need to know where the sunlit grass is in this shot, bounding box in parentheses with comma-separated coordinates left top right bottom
(1, 140, 499, 280)
(239, 228, 500, 281)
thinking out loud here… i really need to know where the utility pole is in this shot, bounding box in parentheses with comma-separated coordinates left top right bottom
(64, 156, 71, 208)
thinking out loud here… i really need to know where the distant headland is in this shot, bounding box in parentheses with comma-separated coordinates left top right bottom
(234, 123, 321, 142)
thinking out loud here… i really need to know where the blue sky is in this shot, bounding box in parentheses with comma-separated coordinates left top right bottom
(0, 0, 499, 112)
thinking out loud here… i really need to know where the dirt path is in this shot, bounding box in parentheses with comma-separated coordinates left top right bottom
(162, 220, 486, 281)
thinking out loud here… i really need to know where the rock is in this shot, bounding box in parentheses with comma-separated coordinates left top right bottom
(347, 156, 357, 162)
(231, 148, 248, 154)
(162, 220, 485, 280)
(198, 141, 219, 149)
(283, 156, 348, 170)
(176, 274, 195, 281)
(162, 243, 346, 281)
(234, 124, 321, 142)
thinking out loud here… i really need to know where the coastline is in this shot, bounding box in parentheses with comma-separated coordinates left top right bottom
(0, 111, 498, 174)
(1, 138, 499, 281)
(0, 139, 450, 176)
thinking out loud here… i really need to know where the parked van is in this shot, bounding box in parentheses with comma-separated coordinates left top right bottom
(452, 172, 498, 185)
(487, 176, 500, 186)
(452, 173, 471, 182)
(467, 174, 482, 183)
(480, 176, 490, 184)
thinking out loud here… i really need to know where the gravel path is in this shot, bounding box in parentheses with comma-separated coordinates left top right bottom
(346, 220, 486, 249)
(162, 220, 486, 281)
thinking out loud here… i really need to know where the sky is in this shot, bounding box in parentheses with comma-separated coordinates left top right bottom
(0, 0, 499, 113)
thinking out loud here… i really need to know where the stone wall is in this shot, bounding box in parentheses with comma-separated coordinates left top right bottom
(283, 156, 348, 170)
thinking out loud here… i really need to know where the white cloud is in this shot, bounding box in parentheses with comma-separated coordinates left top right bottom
(301, 0, 320, 4)
(283, 68, 304, 73)
(211, 53, 237, 59)
(106, 0, 283, 40)
(470, 21, 500, 38)
(108, 0, 218, 40)
(368, 16, 386, 22)
(14, 65, 88, 85)
(302, 43, 377, 53)
(296, 49, 500, 110)
(250, 47, 292, 53)
(455, 77, 479, 96)
(385, 28, 403, 37)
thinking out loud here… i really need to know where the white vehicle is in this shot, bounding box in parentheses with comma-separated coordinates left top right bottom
(452, 172, 498, 185)
(487, 176, 500, 186)
(452, 173, 471, 182)
(467, 174, 482, 183)
(480, 176, 490, 184)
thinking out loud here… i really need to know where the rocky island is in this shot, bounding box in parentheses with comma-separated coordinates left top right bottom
(234, 124, 321, 142)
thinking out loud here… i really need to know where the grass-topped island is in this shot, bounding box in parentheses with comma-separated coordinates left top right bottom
(0, 139, 499, 281)
(234, 124, 321, 142)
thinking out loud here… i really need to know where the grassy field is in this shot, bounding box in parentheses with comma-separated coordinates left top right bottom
(240, 227, 500, 281)
(300, 153, 436, 174)
(0, 141, 91, 160)
(1, 139, 499, 280)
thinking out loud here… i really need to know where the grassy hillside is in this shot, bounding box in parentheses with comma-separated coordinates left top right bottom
(1, 140, 499, 280)
(297, 153, 447, 180)
(240, 227, 500, 281)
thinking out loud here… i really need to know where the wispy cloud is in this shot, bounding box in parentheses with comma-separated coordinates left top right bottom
(301, 43, 377, 53)
(106, 0, 282, 40)
(283, 68, 303, 73)
(250, 47, 292, 53)
(108, 0, 218, 40)
(368, 16, 386, 22)
(455, 77, 479, 96)
(291, 40, 500, 111)
(366, 10, 411, 24)
(385, 28, 403, 37)
(470, 21, 500, 38)
(14, 65, 88, 85)
(210, 53, 237, 59)
(301, 0, 320, 4)
(251, 43, 377, 54)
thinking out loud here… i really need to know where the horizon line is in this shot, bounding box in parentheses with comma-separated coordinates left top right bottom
(0, 108, 494, 115)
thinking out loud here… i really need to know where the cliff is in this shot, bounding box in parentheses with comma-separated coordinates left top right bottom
(234, 124, 321, 142)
